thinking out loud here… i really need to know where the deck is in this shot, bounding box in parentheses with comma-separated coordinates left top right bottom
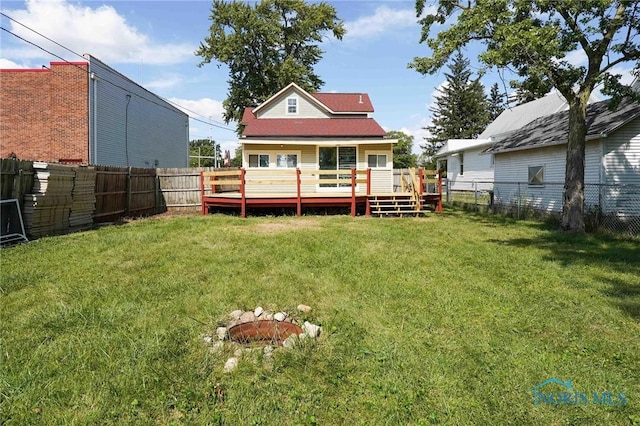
(201, 168, 442, 217)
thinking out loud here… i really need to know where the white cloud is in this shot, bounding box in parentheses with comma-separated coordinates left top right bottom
(144, 75, 184, 90)
(608, 65, 636, 86)
(0, 58, 29, 68)
(2, 0, 194, 65)
(167, 97, 226, 124)
(343, 5, 434, 41)
(564, 49, 587, 66)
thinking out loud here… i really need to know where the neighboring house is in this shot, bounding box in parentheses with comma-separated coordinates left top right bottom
(434, 91, 599, 191)
(0, 55, 188, 167)
(484, 98, 640, 215)
(240, 82, 396, 194)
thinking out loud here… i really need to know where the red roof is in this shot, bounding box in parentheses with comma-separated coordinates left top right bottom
(311, 93, 374, 113)
(241, 108, 386, 137)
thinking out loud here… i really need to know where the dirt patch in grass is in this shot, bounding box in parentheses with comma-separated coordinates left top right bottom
(250, 219, 323, 234)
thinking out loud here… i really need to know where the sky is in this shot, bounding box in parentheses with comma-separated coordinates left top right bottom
(1, 0, 637, 157)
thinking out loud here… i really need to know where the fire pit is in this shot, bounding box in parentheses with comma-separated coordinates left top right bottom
(228, 320, 303, 346)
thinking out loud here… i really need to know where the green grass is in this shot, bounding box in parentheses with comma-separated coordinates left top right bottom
(1, 211, 639, 425)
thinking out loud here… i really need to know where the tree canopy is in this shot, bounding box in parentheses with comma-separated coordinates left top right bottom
(422, 52, 489, 163)
(488, 83, 507, 122)
(410, 0, 640, 232)
(189, 138, 220, 167)
(387, 130, 418, 168)
(196, 0, 345, 129)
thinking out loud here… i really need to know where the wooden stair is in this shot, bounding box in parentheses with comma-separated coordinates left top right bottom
(369, 194, 426, 217)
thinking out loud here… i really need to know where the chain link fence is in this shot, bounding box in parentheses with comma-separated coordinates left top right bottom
(443, 179, 640, 236)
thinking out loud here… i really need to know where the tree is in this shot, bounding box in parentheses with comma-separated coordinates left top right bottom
(410, 0, 639, 232)
(488, 83, 507, 121)
(387, 130, 418, 168)
(189, 138, 219, 167)
(421, 52, 490, 164)
(230, 146, 243, 168)
(196, 0, 345, 129)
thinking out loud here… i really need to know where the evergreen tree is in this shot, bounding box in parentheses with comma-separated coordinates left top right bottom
(488, 83, 507, 122)
(421, 52, 489, 162)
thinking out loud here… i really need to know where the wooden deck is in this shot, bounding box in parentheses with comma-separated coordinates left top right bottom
(201, 168, 442, 217)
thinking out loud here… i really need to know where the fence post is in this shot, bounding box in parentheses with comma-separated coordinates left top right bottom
(126, 166, 132, 216)
(517, 182, 521, 219)
(474, 181, 478, 211)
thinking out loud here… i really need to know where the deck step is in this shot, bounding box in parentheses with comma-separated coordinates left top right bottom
(369, 194, 426, 217)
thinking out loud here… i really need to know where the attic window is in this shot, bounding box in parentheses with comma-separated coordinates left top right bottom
(528, 165, 544, 186)
(287, 97, 298, 114)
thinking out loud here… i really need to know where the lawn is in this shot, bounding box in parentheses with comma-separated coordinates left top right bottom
(1, 211, 639, 425)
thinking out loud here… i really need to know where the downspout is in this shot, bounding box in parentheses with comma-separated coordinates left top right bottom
(90, 71, 98, 165)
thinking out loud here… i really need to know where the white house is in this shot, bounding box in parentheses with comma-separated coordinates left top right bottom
(484, 98, 640, 216)
(434, 91, 600, 191)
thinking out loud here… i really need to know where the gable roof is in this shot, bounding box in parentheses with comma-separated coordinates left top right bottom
(310, 93, 374, 113)
(484, 98, 640, 154)
(434, 139, 492, 158)
(478, 91, 600, 139)
(241, 107, 386, 137)
(251, 82, 374, 116)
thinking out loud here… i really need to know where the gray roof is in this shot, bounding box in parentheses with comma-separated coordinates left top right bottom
(479, 91, 600, 139)
(483, 98, 640, 154)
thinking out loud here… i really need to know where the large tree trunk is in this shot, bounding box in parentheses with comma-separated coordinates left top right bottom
(560, 97, 589, 232)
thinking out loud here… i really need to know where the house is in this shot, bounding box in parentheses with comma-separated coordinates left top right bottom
(434, 91, 599, 192)
(200, 83, 444, 217)
(484, 98, 640, 216)
(239, 82, 396, 194)
(0, 55, 188, 167)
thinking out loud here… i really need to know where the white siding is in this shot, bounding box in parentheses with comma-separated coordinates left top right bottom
(602, 117, 640, 215)
(446, 146, 494, 191)
(257, 88, 329, 118)
(88, 57, 188, 167)
(493, 142, 602, 213)
(362, 144, 393, 193)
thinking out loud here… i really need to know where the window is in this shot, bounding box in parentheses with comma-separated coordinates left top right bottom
(459, 153, 464, 175)
(248, 154, 270, 168)
(367, 154, 387, 168)
(528, 165, 544, 186)
(319, 146, 356, 188)
(287, 97, 298, 114)
(276, 154, 298, 168)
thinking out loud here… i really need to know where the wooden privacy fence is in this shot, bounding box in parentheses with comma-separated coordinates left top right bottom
(94, 166, 158, 223)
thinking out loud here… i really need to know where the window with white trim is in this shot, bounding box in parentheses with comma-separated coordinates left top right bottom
(248, 154, 270, 168)
(276, 154, 298, 168)
(367, 153, 387, 168)
(286, 97, 298, 114)
(528, 165, 544, 186)
(459, 153, 464, 175)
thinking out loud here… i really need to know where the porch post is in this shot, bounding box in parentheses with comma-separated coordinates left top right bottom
(418, 168, 424, 196)
(200, 171, 206, 215)
(351, 168, 356, 217)
(436, 169, 443, 212)
(296, 168, 302, 217)
(240, 168, 246, 218)
(366, 168, 371, 216)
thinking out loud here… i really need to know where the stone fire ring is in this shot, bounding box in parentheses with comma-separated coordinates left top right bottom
(229, 320, 303, 346)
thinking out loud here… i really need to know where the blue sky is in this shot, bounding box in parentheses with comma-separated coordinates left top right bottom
(1, 0, 637, 156)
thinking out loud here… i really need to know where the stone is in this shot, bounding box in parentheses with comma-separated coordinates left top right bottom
(203, 336, 213, 344)
(262, 312, 274, 321)
(234, 348, 244, 358)
(216, 327, 227, 341)
(297, 304, 312, 314)
(239, 311, 256, 323)
(224, 357, 238, 372)
(282, 334, 298, 348)
(209, 341, 224, 354)
(230, 310, 243, 320)
(303, 321, 322, 338)
(274, 312, 286, 322)
(254, 306, 264, 317)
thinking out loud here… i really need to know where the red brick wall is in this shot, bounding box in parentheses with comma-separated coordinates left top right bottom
(0, 62, 89, 162)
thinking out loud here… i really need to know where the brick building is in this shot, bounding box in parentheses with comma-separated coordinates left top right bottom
(0, 55, 189, 167)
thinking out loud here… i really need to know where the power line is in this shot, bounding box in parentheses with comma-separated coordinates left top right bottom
(1, 15, 237, 133)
